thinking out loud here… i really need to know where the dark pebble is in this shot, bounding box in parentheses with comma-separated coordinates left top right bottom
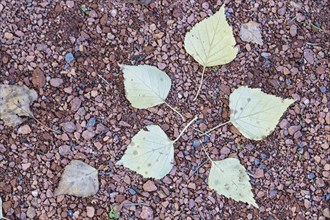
(314, 21, 321, 27)
(87, 117, 96, 127)
(254, 158, 260, 166)
(109, 161, 114, 169)
(263, 60, 271, 68)
(259, 163, 266, 170)
(98, 171, 112, 175)
(192, 139, 201, 147)
(203, 136, 210, 143)
(67, 210, 73, 217)
(297, 147, 304, 155)
(246, 144, 255, 150)
(128, 188, 137, 195)
(319, 86, 326, 93)
(269, 189, 278, 198)
(285, 79, 292, 85)
(65, 53, 74, 63)
(261, 153, 267, 159)
(134, 44, 142, 51)
(325, 193, 330, 201)
(307, 172, 315, 179)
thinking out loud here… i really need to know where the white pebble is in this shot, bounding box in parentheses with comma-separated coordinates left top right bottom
(32, 190, 39, 197)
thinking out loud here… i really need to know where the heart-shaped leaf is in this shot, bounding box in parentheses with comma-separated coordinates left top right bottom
(0, 84, 38, 126)
(184, 5, 238, 67)
(117, 125, 174, 179)
(239, 21, 263, 45)
(208, 158, 258, 208)
(54, 160, 99, 197)
(229, 86, 294, 140)
(120, 64, 171, 109)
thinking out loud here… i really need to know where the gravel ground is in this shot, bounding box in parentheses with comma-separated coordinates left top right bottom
(0, 0, 329, 219)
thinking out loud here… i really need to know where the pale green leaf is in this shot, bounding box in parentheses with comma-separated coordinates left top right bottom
(229, 86, 295, 140)
(208, 158, 258, 208)
(54, 160, 99, 197)
(120, 64, 171, 109)
(184, 5, 238, 67)
(116, 125, 174, 179)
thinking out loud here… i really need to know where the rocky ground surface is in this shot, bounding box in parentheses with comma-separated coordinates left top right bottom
(0, 0, 329, 219)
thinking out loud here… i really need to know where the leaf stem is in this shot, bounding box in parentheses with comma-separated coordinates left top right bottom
(164, 101, 186, 121)
(189, 158, 209, 180)
(201, 143, 214, 163)
(193, 66, 206, 101)
(309, 21, 324, 32)
(13, 101, 61, 134)
(173, 116, 198, 143)
(33, 116, 61, 134)
(200, 120, 231, 136)
(97, 73, 111, 85)
(122, 202, 147, 207)
(192, 127, 210, 137)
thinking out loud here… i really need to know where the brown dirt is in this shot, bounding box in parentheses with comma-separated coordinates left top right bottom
(0, 0, 329, 219)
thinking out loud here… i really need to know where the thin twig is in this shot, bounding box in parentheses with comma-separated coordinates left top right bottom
(164, 102, 185, 121)
(192, 128, 210, 137)
(173, 116, 198, 143)
(32, 116, 61, 134)
(97, 73, 111, 85)
(310, 22, 324, 32)
(305, 42, 320, 46)
(189, 158, 209, 180)
(287, 16, 296, 24)
(13, 102, 61, 134)
(122, 202, 147, 207)
(200, 120, 231, 136)
(201, 143, 213, 163)
(193, 66, 206, 101)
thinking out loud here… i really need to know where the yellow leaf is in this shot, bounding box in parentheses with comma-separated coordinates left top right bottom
(230, 86, 294, 140)
(116, 125, 174, 179)
(120, 64, 171, 109)
(184, 5, 238, 67)
(208, 158, 258, 208)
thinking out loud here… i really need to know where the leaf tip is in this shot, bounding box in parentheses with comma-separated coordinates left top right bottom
(288, 98, 296, 104)
(118, 63, 125, 69)
(116, 160, 123, 166)
(53, 188, 61, 197)
(282, 97, 295, 108)
(220, 3, 226, 12)
(250, 200, 259, 209)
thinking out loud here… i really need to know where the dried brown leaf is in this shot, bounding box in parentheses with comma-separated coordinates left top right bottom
(54, 160, 99, 197)
(239, 21, 263, 45)
(0, 84, 38, 126)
